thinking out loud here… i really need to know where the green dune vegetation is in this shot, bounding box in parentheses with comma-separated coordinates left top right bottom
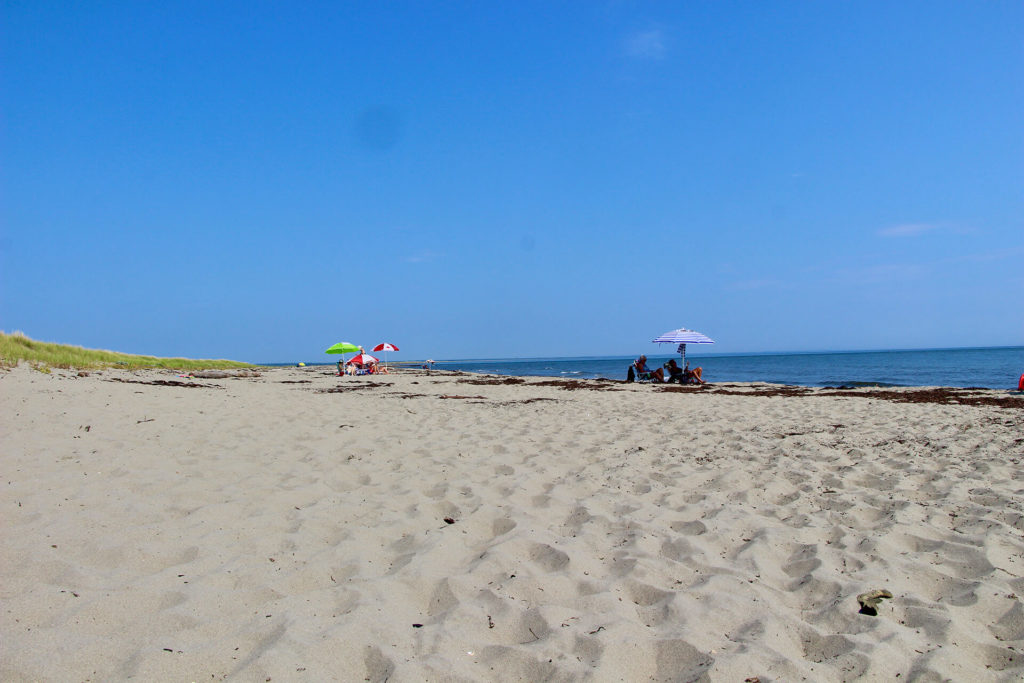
(0, 331, 256, 371)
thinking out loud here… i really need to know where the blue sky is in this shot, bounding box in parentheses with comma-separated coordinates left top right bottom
(3, 1, 1021, 362)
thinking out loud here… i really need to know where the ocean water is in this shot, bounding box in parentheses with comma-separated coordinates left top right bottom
(403, 347, 1024, 389)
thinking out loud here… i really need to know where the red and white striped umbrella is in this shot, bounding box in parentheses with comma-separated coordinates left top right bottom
(346, 353, 379, 366)
(372, 343, 399, 368)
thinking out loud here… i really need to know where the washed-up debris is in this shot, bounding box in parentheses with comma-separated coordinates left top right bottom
(458, 377, 526, 385)
(821, 387, 1023, 408)
(673, 384, 1023, 409)
(317, 385, 384, 393)
(106, 378, 221, 389)
(191, 370, 261, 379)
(857, 589, 893, 616)
(528, 379, 619, 391)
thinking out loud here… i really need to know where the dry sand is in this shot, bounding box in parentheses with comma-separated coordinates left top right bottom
(2, 364, 1022, 682)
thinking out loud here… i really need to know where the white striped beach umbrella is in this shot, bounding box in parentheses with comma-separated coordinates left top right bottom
(652, 327, 714, 365)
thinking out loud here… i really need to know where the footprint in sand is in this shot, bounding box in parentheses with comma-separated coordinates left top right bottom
(426, 578, 459, 616)
(528, 542, 570, 572)
(560, 505, 592, 535)
(424, 482, 448, 499)
(363, 645, 395, 683)
(491, 517, 517, 538)
(782, 544, 822, 578)
(660, 538, 695, 562)
(654, 639, 714, 682)
(626, 580, 674, 607)
(670, 520, 707, 536)
(800, 630, 859, 667)
(897, 602, 950, 639)
(573, 633, 603, 667)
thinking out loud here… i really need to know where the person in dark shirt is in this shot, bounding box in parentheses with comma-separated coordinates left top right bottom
(665, 359, 685, 383)
(665, 359, 706, 384)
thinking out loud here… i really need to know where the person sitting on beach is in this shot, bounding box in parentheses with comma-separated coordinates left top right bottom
(682, 361, 705, 384)
(337, 360, 344, 376)
(665, 359, 686, 383)
(664, 359, 705, 384)
(634, 355, 664, 382)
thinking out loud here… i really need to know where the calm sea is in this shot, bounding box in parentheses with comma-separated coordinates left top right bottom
(366, 347, 1024, 389)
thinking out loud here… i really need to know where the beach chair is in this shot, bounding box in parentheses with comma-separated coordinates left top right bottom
(627, 363, 655, 383)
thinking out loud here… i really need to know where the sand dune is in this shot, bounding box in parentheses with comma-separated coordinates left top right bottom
(2, 364, 1022, 681)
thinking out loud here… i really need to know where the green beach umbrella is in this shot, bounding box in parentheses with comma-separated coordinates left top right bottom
(326, 342, 361, 373)
(325, 342, 360, 354)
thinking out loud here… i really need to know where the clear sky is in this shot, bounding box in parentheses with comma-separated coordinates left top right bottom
(3, 1, 1022, 362)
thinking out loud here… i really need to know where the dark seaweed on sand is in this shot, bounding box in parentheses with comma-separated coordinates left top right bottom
(456, 376, 620, 391)
(317, 384, 386, 393)
(818, 387, 1024, 409)
(526, 379, 620, 391)
(667, 385, 809, 397)
(665, 384, 1023, 409)
(457, 377, 526, 385)
(105, 378, 223, 390)
(491, 398, 560, 406)
(321, 375, 1021, 408)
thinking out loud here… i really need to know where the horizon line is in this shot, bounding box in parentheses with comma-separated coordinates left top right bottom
(272, 344, 1023, 365)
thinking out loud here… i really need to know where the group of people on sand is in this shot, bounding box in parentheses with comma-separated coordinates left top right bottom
(341, 361, 388, 376)
(338, 359, 389, 376)
(632, 355, 705, 384)
(336, 349, 389, 376)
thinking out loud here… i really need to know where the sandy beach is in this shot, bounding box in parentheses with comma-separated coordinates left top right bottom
(2, 363, 1022, 682)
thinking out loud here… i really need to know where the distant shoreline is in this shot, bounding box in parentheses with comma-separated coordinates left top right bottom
(269, 347, 1024, 390)
(268, 344, 1024, 366)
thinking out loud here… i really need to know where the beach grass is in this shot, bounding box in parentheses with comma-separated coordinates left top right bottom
(0, 331, 257, 371)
